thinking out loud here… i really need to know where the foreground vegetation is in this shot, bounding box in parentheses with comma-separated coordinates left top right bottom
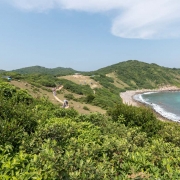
(1, 81, 180, 179)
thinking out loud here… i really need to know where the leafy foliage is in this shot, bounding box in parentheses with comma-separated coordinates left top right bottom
(91, 74, 120, 94)
(107, 103, 163, 137)
(83, 106, 90, 110)
(1, 82, 180, 179)
(58, 78, 93, 95)
(24, 74, 57, 87)
(91, 88, 121, 109)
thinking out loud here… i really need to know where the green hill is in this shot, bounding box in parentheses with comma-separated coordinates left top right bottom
(84, 60, 180, 89)
(2, 60, 180, 113)
(6, 60, 180, 90)
(11, 65, 77, 76)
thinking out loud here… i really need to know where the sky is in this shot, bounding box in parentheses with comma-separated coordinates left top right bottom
(1, 0, 180, 71)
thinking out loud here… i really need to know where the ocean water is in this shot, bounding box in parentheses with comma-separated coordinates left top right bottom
(133, 91, 180, 122)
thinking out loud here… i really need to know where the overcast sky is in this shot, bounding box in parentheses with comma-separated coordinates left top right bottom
(1, 0, 180, 71)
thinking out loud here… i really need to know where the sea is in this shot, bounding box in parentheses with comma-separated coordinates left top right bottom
(133, 91, 180, 122)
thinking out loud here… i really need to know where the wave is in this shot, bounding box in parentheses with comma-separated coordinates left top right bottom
(133, 94, 147, 104)
(133, 93, 180, 122)
(143, 91, 158, 95)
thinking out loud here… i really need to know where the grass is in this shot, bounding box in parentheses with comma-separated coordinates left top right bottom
(10, 80, 106, 115)
(106, 72, 129, 89)
(58, 74, 102, 89)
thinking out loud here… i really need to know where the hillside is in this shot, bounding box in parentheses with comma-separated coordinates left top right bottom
(11, 65, 77, 76)
(5, 60, 180, 90)
(10, 80, 106, 115)
(1, 60, 180, 116)
(1, 81, 180, 179)
(84, 60, 180, 89)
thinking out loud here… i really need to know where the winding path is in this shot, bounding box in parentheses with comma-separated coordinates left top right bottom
(52, 85, 69, 108)
(53, 94, 64, 104)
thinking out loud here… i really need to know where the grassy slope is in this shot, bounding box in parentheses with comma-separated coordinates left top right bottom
(8, 60, 180, 116)
(10, 80, 106, 115)
(58, 74, 102, 89)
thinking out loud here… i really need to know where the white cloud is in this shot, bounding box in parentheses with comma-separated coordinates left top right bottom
(6, 0, 180, 39)
(111, 0, 180, 39)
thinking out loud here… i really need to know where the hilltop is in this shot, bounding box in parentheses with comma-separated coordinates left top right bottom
(11, 65, 77, 76)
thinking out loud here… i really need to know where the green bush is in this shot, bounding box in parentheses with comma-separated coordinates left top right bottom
(83, 106, 90, 111)
(64, 93, 75, 100)
(86, 94, 95, 103)
(1, 82, 180, 179)
(107, 103, 162, 137)
(58, 79, 93, 95)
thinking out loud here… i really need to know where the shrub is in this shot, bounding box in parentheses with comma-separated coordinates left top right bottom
(64, 93, 75, 100)
(83, 106, 90, 111)
(86, 94, 95, 103)
(107, 103, 162, 137)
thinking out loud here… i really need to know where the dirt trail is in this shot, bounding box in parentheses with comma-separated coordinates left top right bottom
(10, 80, 106, 115)
(53, 95, 64, 104)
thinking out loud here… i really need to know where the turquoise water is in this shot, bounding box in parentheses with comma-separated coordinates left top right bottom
(134, 91, 180, 121)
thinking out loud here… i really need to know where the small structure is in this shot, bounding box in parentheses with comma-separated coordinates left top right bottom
(74, 73, 81, 75)
(2, 76, 12, 81)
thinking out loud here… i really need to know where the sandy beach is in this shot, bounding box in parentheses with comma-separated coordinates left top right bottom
(120, 85, 180, 121)
(120, 85, 180, 106)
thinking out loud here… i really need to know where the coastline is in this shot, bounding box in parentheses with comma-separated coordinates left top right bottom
(120, 86, 180, 122)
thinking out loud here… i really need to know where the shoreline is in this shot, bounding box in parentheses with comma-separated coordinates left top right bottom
(120, 86, 180, 122)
